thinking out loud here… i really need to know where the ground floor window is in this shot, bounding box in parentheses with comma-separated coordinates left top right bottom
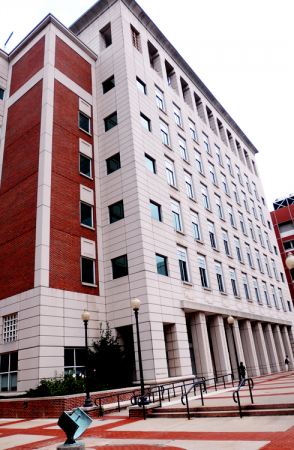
(64, 348, 85, 375)
(0, 352, 18, 391)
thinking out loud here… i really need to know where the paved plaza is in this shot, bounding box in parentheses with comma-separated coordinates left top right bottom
(1, 372, 294, 450)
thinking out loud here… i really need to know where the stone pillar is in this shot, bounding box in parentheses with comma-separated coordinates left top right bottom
(287, 326, 294, 358)
(262, 323, 280, 373)
(164, 321, 192, 378)
(239, 320, 260, 377)
(190, 312, 214, 379)
(208, 315, 231, 377)
(272, 324, 286, 370)
(281, 325, 294, 367)
(225, 319, 246, 380)
(251, 322, 271, 375)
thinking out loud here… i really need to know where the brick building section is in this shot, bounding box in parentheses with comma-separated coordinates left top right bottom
(0, 81, 43, 300)
(55, 37, 92, 94)
(10, 37, 45, 96)
(271, 205, 294, 301)
(50, 80, 98, 294)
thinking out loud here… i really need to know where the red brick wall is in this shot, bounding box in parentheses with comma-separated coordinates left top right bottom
(50, 80, 98, 294)
(0, 81, 43, 300)
(10, 37, 45, 96)
(55, 37, 92, 94)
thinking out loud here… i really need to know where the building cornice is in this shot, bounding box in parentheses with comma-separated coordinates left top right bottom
(0, 49, 9, 61)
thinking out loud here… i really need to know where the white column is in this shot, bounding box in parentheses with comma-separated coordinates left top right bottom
(281, 325, 294, 367)
(263, 323, 280, 372)
(252, 322, 271, 375)
(225, 319, 246, 380)
(208, 315, 231, 376)
(239, 320, 260, 377)
(190, 312, 214, 379)
(272, 324, 286, 369)
(164, 321, 192, 378)
(287, 326, 294, 359)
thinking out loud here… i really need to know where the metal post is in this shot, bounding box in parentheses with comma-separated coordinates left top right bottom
(83, 319, 93, 408)
(230, 323, 241, 382)
(134, 309, 148, 406)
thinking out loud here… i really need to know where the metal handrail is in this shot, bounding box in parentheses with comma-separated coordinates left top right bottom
(233, 377, 254, 418)
(94, 389, 141, 416)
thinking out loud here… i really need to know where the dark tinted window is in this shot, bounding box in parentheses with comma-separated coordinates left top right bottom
(64, 348, 74, 367)
(106, 153, 120, 174)
(105, 113, 117, 131)
(80, 203, 93, 227)
(81, 258, 95, 284)
(145, 155, 155, 173)
(0, 88, 4, 101)
(10, 353, 18, 372)
(112, 255, 128, 279)
(75, 348, 86, 367)
(150, 201, 161, 221)
(103, 76, 115, 94)
(80, 154, 91, 177)
(79, 112, 90, 133)
(0, 354, 9, 373)
(156, 254, 168, 276)
(109, 201, 124, 223)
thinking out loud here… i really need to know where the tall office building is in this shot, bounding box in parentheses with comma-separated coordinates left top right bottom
(0, 0, 293, 392)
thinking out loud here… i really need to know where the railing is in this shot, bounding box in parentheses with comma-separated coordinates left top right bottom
(94, 389, 141, 416)
(233, 377, 254, 418)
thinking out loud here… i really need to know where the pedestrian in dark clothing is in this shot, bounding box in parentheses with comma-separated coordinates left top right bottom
(239, 362, 246, 379)
(285, 355, 292, 371)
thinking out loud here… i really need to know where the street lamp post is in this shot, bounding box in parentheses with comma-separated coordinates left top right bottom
(227, 315, 241, 382)
(131, 298, 148, 405)
(82, 309, 93, 408)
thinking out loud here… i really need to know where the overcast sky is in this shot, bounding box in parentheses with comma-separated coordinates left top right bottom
(1, 0, 294, 209)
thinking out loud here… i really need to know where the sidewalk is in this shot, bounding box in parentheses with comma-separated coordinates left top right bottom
(0, 371, 293, 450)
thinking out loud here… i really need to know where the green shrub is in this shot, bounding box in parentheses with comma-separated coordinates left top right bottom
(26, 372, 86, 397)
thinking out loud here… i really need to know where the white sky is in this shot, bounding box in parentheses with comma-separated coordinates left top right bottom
(1, 0, 294, 209)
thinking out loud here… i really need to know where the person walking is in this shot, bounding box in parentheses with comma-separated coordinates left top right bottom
(239, 362, 246, 380)
(285, 355, 292, 371)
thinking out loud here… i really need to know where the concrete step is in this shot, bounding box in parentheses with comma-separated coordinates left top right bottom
(149, 408, 294, 418)
(156, 403, 294, 413)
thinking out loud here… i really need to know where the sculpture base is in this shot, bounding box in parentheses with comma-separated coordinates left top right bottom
(56, 443, 85, 450)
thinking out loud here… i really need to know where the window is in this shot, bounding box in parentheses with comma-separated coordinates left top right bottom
(178, 247, 189, 282)
(137, 77, 146, 94)
(155, 86, 164, 110)
(274, 246, 278, 256)
(244, 174, 251, 192)
(109, 201, 124, 223)
(250, 199, 257, 218)
(102, 76, 115, 94)
(201, 185, 210, 209)
(235, 237, 242, 261)
(79, 112, 90, 133)
(236, 166, 242, 184)
(160, 120, 169, 145)
(0, 352, 18, 391)
(148, 41, 162, 75)
(221, 174, 228, 194)
(208, 162, 216, 184)
(252, 182, 259, 200)
(230, 269, 238, 296)
(165, 158, 175, 186)
(106, 153, 120, 174)
(264, 255, 270, 276)
(203, 133, 210, 153)
(283, 240, 294, 251)
(100, 23, 112, 50)
(223, 230, 230, 255)
(80, 203, 93, 227)
(255, 250, 262, 272)
(271, 285, 278, 308)
(79, 154, 91, 178)
(271, 259, 278, 280)
(179, 136, 188, 160)
(215, 195, 223, 218)
(278, 288, 285, 310)
(0, 88, 4, 101)
(242, 191, 248, 211)
(81, 257, 95, 284)
(64, 348, 85, 375)
(261, 197, 265, 206)
(112, 255, 128, 279)
(195, 151, 203, 173)
(245, 244, 253, 267)
(239, 213, 246, 234)
(258, 206, 264, 224)
(215, 145, 222, 164)
(173, 104, 182, 126)
(191, 211, 201, 240)
(262, 282, 270, 306)
(227, 204, 235, 226)
(226, 156, 232, 174)
(248, 220, 255, 240)
(104, 112, 117, 131)
(242, 274, 250, 299)
(198, 256, 208, 287)
(288, 300, 292, 312)
(281, 272, 285, 282)
(171, 199, 182, 231)
(131, 25, 140, 50)
(145, 154, 156, 173)
(232, 183, 239, 203)
(257, 226, 263, 245)
(215, 263, 224, 292)
(265, 232, 271, 251)
(189, 119, 197, 140)
(141, 113, 151, 131)
(150, 201, 161, 221)
(185, 172, 194, 198)
(208, 221, 217, 249)
(267, 220, 272, 230)
(253, 278, 261, 303)
(156, 254, 168, 276)
(3, 314, 18, 344)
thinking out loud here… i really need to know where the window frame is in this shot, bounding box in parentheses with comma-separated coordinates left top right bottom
(184, 171, 194, 198)
(195, 150, 203, 173)
(203, 133, 210, 153)
(106, 153, 121, 174)
(171, 199, 182, 231)
(173, 104, 182, 127)
(215, 194, 223, 219)
(155, 86, 165, 110)
(145, 154, 156, 173)
(189, 119, 197, 141)
(80, 202, 94, 228)
(165, 157, 176, 186)
(230, 269, 238, 296)
(215, 262, 225, 292)
(140, 113, 151, 131)
(178, 247, 190, 282)
(112, 254, 128, 279)
(201, 184, 210, 209)
(179, 135, 188, 160)
(150, 200, 161, 222)
(198, 255, 209, 288)
(109, 200, 124, 224)
(102, 75, 115, 94)
(79, 153, 92, 178)
(79, 111, 91, 134)
(222, 230, 230, 255)
(156, 254, 168, 276)
(104, 112, 118, 132)
(191, 211, 201, 240)
(136, 77, 146, 94)
(160, 120, 170, 146)
(81, 257, 95, 285)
